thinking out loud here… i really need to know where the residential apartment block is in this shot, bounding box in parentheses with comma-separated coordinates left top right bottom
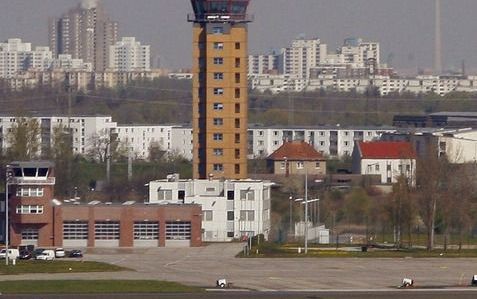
(49, 0, 118, 71)
(0, 39, 52, 78)
(248, 125, 396, 158)
(109, 37, 151, 72)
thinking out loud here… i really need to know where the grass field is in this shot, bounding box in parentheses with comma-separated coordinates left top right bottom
(0, 280, 202, 294)
(245, 243, 477, 258)
(0, 260, 128, 275)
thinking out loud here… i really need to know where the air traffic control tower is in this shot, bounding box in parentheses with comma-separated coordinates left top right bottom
(189, 0, 252, 180)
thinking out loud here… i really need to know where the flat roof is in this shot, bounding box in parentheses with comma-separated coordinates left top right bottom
(9, 161, 55, 168)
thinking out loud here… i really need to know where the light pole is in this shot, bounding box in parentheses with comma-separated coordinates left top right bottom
(304, 168, 308, 254)
(5, 165, 13, 266)
(289, 195, 293, 237)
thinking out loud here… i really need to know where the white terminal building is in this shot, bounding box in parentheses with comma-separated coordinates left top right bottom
(148, 176, 272, 242)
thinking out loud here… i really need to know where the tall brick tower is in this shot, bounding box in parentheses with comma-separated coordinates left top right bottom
(189, 0, 251, 179)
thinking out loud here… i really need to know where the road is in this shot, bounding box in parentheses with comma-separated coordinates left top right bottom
(2, 290, 477, 299)
(1, 243, 477, 292)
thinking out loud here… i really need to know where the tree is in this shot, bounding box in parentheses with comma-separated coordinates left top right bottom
(416, 149, 450, 251)
(49, 125, 75, 197)
(6, 117, 40, 160)
(390, 175, 415, 248)
(344, 187, 370, 225)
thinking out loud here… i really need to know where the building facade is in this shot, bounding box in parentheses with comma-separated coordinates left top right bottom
(352, 141, 417, 185)
(0, 39, 52, 78)
(49, 0, 118, 71)
(189, 0, 251, 179)
(148, 177, 272, 242)
(4, 161, 202, 248)
(109, 37, 151, 72)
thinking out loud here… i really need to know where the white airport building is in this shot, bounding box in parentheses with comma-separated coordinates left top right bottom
(148, 176, 273, 242)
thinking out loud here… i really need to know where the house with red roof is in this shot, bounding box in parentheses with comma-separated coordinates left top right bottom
(352, 141, 416, 185)
(267, 141, 327, 176)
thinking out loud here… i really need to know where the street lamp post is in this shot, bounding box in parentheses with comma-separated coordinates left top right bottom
(304, 168, 308, 254)
(5, 166, 12, 266)
(289, 195, 293, 237)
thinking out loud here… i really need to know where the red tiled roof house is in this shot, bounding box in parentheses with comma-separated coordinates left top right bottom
(352, 141, 417, 185)
(267, 141, 327, 175)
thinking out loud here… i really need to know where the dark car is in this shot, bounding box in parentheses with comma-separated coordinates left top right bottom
(19, 250, 32, 260)
(32, 248, 45, 258)
(68, 250, 83, 258)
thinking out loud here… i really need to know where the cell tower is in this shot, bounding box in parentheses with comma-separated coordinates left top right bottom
(188, 1, 252, 179)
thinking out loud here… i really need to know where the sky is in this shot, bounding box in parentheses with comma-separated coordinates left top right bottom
(1, 0, 477, 73)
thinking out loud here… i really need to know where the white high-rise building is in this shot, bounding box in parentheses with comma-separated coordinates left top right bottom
(0, 39, 52, 78)
(109, 37, 151, 72)
(281, 38, 328, 80)
(249, 53, 279, 75)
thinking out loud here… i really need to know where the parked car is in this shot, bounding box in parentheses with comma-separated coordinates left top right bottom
(55, 248, 65, 258)
(68, 249, 83, 258)
(0, 249, 20, 260)
(35, 250, 55, 261)
(19, 250, 33, 260)
(32, 248, 46, 258)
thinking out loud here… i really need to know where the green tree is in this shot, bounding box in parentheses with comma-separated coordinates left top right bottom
(344, 187, 370, 225)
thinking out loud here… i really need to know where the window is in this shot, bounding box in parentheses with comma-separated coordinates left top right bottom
(235, 73, 240, 83)
(212, 26, 224, 34)
(375, 164, 380, 171)
(214, 88, 224, 95)
(213, 118, 224, 126)
(213, 133, 223, 141)
(134, 222, 159, 240)
(213, 103, 224, 110)
(214, 57, 224, 65)
(214, 148, 224, 156)
(21, 228, 38, 240)
(227, 190, 235, 200)
(235, 58, 241, 67)
(227, 211, 234, 221)
(235, 133, 240, 143)
(235, 88, 241, 98)
(235, 103, 240, 113)
(406, 164, 411, 172)
(16, 205, 44, 215)
(16, 187, 44, 197)
(387, 164, 392, 171)
(157, 189, 173, 200)
(227, 232, 234, 238)
(202, 211, 213, 221)
(297, 162, 304, 169)
(213, 42, 224, 50)
(240, 210, 255, 221)
(281, 162, 286, 169)
(213, 164, 224, 171)
(240, 190, 255, 201)
(95, 221, 120, 240)
(63, 221, 88, 240)
(235, 42, 241, 50)
(235, 118, 240, 128)
(235, 149, 240, 159)
(166, 222, 191, 240)
(235, 164, 240, 174)
(315, 162, 321, 169)
(214, 72, 224, 80)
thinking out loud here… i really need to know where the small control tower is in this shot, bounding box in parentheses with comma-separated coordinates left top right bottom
(189, 1, 252, 179)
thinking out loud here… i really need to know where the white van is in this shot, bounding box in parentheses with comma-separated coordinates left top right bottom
(35, 249, 55, 261)
(0, 249, 20, 260)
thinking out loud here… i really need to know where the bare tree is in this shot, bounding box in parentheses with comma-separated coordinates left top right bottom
(6, 117, 40, 160)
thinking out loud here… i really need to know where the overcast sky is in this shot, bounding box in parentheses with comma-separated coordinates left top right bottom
(1, 0, 476, 72)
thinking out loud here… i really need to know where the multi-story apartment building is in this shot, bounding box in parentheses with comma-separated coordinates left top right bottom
(109, 37, 151, 72)
(0, 39, 52, 78)
(148, 176, 272, 242)
(281, 38, 327, 80)
(114, 125, 174, 159)
(49, 0, 118, 71)
(189, 0, 251, 179)
(248, 53, 279, 75)
(0, 115, 117, 157)
(248, 125, 396, 158)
